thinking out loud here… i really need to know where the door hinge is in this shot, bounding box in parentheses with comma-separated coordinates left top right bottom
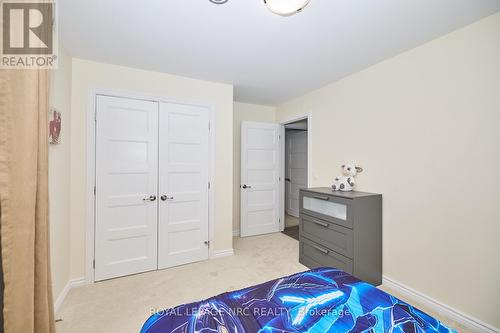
(93, 259, 95, 269)
(208, 181, 211, 189)
(208, 121, 211, 131)
(93, 185, 96, 195)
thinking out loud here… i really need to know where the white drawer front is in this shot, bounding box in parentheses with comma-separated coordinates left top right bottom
(303, 196, 347, 221)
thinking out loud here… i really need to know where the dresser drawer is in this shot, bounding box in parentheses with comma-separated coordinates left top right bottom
(300, 214, 353, 259)
(299, 237, 353, 274)
(300, 191, 352, 229)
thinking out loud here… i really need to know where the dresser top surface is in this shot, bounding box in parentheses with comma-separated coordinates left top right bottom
(301, 187, 381, 199)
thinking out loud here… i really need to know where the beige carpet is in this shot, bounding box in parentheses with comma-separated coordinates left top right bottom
(56, 233, 470, 333)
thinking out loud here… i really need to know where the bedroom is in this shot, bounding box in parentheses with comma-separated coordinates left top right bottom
(0, 0, 499, 332)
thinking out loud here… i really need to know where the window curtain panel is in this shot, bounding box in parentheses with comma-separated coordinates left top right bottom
(0, 69, 55, 333)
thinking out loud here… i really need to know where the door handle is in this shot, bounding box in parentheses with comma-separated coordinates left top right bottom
(160, 195, 174, 201)
(313, 195, 330, 201)
(285, 178, 291, 182)
(242, 184, 252, 189)
(143, 195, 156, 202)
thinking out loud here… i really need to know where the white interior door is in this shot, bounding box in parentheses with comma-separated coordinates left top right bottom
(95, 95, 158, 281)
(286, 130, 308, 217)
(240, 121, 280, 237)
(158, 102, 210, 269)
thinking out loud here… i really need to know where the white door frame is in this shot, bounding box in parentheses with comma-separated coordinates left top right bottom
(279, 114, 312, 231)
(85, 88, 216, 284)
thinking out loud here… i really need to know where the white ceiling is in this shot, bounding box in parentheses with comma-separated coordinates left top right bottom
(59, 0, 500, 105)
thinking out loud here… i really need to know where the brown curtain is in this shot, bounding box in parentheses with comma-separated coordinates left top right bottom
(0, 69, 55, 333)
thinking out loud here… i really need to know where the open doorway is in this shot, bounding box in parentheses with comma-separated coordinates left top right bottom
(281, 118, 308, 240)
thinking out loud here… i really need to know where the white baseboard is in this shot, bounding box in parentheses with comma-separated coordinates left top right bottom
(54, 282, 71, 315)
(212, 248, 234, 259)
(233, 229, 240, 237)
(70, 277, 87, 288)
(383, 275, 499, 333)
(54, 277, 86, 315)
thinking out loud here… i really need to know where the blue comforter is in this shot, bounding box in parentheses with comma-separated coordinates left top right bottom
(141, 268, 456, 333)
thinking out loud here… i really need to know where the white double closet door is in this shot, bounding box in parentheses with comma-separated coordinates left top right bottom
(95, 95, 209, 281)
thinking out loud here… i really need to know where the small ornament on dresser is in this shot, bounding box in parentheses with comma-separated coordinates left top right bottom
(332, 164, 363, 192)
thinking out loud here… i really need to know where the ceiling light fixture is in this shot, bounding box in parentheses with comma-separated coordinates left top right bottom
(264, 0, 310, 16)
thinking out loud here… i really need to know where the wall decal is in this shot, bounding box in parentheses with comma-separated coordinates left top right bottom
(49, 108, 62, 145)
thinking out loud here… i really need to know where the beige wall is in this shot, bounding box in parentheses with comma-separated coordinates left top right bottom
(233, 102, 276, 235)
(49, 45, 72, 303)
(70, 59, 234, 279)
(276, 13, 500, 328)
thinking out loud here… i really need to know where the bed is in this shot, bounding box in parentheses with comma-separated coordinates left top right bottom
(141, 268, 456, 333)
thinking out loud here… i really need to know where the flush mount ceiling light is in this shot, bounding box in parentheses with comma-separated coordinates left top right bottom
(264, 0, 311, 16)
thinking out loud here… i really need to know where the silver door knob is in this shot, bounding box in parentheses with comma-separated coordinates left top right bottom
(242, 184, 252, 189)
(143, 195, 156, 202)
(161, 195, 174, 201)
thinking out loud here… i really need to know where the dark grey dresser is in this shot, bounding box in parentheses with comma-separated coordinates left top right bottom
(299, 188, 382, 286)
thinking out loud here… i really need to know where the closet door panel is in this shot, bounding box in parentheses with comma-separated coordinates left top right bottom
(95, 95, 159, 281)
(158, 103, 210, 269)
